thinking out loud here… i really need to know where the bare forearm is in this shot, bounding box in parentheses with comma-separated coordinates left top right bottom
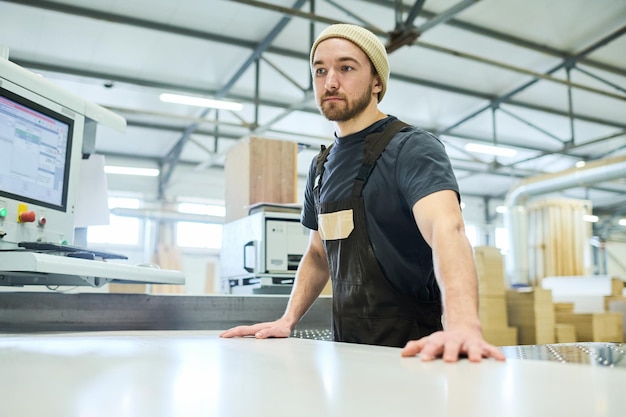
(432, 226, 481, 331)
(281, 246, 330, 329)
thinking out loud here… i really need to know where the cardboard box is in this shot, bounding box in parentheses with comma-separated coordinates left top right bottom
(506, 288, 555, 344)
(610, 277, 625, 296)
(479, 294, 509, 328)
(607, 299, 626, 342)
(554, 302, 575, 313)
(555, 323, 577, 343)
(474, 246, 506, 296)
(604, 295, 626, 311)
(109, 283, 147, 294)
(482, 327, 518, 347)
(555, 312, 624, 342)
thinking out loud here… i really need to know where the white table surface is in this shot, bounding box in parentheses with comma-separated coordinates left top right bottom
(0, 330, 624, 417)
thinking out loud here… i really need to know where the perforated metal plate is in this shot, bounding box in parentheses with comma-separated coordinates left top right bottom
(292, 330, 626, 368)
(500, 343, 626, 368)
(292, 328, 333, 341)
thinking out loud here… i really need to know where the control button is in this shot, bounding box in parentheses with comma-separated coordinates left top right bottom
(0, 208, 6, 218)
(19, 211, 36, 223)
(38, 217, 47, 226)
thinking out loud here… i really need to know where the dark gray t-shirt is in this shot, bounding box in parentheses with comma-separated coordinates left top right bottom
(302, 116, 459, 301)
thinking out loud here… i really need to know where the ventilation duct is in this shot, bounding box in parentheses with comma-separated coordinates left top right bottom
(504, 155, 626, 285)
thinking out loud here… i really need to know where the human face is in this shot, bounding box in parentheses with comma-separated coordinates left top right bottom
(311, 38, 381, 123)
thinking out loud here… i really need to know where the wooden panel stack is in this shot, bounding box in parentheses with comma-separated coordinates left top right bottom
(555, 324, 577, 343)
(526, 198, 592, 285)
(506, 287, 555, 345)
(553, 303, 577, 342)
(555, 311, 624, 342)
(224, 136, 297, 223)
(151, 244, 185, 294)
(109, 283, 147, 294)
(604, 277, 626, 310)
(474, 246, 517, 346)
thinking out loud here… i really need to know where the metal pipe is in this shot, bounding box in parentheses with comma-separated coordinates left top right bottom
(504, 155, 626, 285)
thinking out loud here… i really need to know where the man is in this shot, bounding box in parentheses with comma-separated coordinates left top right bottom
(221, 24, 505, 363)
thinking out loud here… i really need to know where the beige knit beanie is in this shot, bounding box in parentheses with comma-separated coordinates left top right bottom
(310, 24, 389, 102)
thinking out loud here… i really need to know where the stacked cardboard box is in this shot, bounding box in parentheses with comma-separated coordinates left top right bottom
(553, 302, 577, 342)
(555, 311, 624, 342)
(506, 287, 555, 344)
(554, 324, 577, 343)
(607, 299, 626, 342)
(474, 246, 517, 346)
(550, 278, 626, 343)
(604, 277, 626, 310)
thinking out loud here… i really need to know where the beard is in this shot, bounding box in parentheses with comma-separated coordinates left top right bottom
(319, 83, 373, 122)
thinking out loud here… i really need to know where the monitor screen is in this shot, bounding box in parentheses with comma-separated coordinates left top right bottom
(0, 86, 73, 212)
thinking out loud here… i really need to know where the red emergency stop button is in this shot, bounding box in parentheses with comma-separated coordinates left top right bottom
(19, 211, 36, 223)
(38, 217, 47, 226)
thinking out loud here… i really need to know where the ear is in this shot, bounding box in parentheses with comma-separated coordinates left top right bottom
(372, 74, 383, 95)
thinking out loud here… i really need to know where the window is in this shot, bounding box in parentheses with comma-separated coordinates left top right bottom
(176, 222, 223, 249)
(495, 227, 509, 254)
(465, 224, 478, 247)
(87, 197, 141, 245)
(178, 202, 225, 217)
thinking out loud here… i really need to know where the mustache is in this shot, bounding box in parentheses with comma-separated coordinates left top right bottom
(322, 91, 345, 100)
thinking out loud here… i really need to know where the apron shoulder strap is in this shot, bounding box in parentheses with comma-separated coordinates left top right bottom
(314, 143, 333, 188)
(353, 119, 410, 196)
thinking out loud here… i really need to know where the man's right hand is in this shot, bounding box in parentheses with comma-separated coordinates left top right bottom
(219, 319, 293, 339)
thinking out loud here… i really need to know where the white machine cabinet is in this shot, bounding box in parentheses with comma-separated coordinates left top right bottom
(220, 210, 309, 294)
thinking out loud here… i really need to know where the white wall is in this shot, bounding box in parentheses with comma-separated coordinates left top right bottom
(606, 240, 626, 279)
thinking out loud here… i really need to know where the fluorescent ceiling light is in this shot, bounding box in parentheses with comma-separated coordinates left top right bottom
(496, 205, 507, 214)
(104, 166, 160, 177)
(583, 214, 599, 223)
(464, 143, 517, 157)
(575, 161, 586, 168)
(619, 219, 626, 226)
(160, 93, 243, 111)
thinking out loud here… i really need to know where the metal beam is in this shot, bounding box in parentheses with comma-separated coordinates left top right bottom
(323, 0, 375, 28)
(359, 0, 626, 77)
(573, 66, 626, 95)
(415, 40, 626, 103)
(404, 0, 427, 27)
(223, 0, 626, 97)
(438, 26, 626, 136)
(158, 0, 309, 196)
(10, 0, 624, 79)
(417, 0, 479, 33)
(14, 57, 625, 130)
(497, 107, 564, 145)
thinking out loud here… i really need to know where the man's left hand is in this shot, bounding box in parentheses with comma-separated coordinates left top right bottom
(401, 328, 506, 362)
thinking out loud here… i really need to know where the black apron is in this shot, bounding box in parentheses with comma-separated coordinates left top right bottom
(313, 120, 443, 348)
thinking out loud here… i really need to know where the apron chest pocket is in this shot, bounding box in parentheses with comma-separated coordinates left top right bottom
(318, 209, 354, 240)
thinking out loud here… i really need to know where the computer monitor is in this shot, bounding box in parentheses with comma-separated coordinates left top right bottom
(0, 58, 185, 288)
(0, 59, 87, 249)
(0, 86, 74, 213)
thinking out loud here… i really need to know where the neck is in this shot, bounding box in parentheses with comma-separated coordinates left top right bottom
(334, 102, 387, 137)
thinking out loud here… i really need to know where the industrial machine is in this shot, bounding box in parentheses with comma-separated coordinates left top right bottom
(0, 54, 184, 288)
(220, 208, 309, 294)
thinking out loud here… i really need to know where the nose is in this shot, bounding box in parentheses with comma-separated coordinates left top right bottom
(324, 69, 339, 91)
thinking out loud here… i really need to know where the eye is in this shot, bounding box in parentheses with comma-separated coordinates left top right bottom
(315, 68, 327, 77)
(340, 65, 354, 72)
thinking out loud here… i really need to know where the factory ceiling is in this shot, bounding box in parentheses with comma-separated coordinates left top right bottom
(1, 0, 625, 234)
